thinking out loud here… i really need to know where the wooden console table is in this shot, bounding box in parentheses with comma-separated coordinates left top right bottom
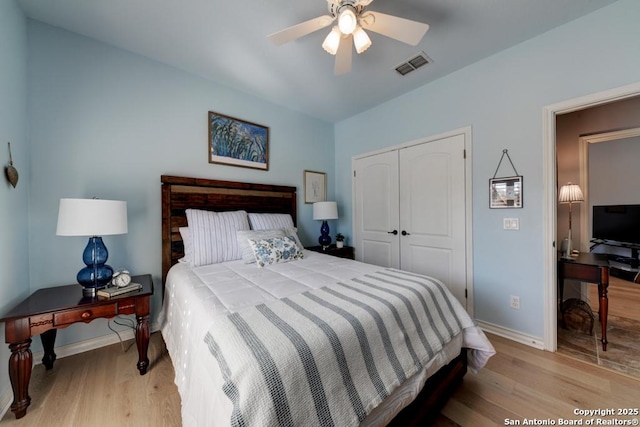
(557, 253, 609, 351)
(0, 274, 153, 419)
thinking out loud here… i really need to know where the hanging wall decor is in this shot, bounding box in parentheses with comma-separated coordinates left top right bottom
(489, 149, 522, 208)
(304, 170, 326, 204)
(208, 111, 269, 170)
(5, 142, 18, 188)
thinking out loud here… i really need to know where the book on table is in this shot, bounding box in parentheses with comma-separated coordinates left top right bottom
(97, 283, 142, 298)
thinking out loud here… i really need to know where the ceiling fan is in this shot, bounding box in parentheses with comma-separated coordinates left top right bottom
(267, 0, 429, 75)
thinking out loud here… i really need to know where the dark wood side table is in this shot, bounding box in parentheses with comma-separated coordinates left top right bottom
(306, 244, 355, 260)
(0, 274, 153, 419)
(557, 254, 609, 351)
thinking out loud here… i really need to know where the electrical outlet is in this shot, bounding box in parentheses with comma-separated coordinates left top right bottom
(510, 295, 520, 309)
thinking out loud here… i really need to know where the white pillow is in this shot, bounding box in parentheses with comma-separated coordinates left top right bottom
(248, 236, 304, 268)
(178, 226, 192, 265)
(185, 209, 250, 266)
(236, 229, 286, 263)
(279, 227, 304, 250)
(248, 213, 295, 230)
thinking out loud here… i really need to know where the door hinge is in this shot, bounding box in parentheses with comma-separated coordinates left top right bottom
(353, 170, 356, 177)
(463, 149, 466, 159)
(465, 288, 468, 298)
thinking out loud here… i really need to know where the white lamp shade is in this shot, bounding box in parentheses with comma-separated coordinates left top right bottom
(56, 198, 128, 236)
(322, 26, 342, 55)
(558, 183, 584, 204)
(313, 201, 338, 220)
(338, 8, 357, 35)
(353, 27, 371, 54)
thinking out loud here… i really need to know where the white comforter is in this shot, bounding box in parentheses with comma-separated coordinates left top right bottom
(160, 250, 494, 427)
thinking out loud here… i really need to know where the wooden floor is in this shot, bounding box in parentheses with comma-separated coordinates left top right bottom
(2, 332, 639, 426)
(588, 275, 640, 322)
(555, 275, 640, 378)
(0, 332, 180, 427)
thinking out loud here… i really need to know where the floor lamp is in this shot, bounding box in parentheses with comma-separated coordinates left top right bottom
(558, 183, 584, 258)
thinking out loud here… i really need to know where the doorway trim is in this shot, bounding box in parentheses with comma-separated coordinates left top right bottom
(543, 82, 640, 351)
(578, 127, 640, 251)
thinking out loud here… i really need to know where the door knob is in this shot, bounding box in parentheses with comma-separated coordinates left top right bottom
(388, 230, 398, 235)
(401, 230, 411, 236)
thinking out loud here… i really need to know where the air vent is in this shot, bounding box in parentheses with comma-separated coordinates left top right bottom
(395, 52, 431, 76)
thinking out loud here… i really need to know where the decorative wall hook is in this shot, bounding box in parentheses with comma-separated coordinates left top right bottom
(5, 142, 19, 188)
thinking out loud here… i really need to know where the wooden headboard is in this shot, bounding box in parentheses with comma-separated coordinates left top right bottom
(161, 175, 297, 286)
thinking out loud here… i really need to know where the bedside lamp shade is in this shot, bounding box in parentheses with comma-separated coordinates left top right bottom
(313, 201, 338, 221)
(313, 201, 338, 248)
(57, 198, 128, 296)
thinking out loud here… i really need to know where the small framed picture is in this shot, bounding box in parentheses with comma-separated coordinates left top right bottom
(490, 176, 523, 208)
(208, 111, 269, 170)
(304, 170, 326, 204)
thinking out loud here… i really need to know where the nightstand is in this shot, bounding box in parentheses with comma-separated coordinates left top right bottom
(0, 274, 153, 419)
(306, 244, 355, 260)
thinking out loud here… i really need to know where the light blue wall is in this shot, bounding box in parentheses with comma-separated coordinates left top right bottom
(26, 21, 334, 347)
(334, 0, 640, 338)
(0, 0, 29, 402)
(3, 0, 639, 383)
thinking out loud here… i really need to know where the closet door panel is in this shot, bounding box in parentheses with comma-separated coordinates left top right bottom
(354, 150, 400, 268)
(399, 134, 467, 305)
(403, 245, 452, 283)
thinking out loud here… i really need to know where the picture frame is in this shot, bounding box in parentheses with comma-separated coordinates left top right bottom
(490, 176, 523, 208)
(208, 111, 269, 170)
(304, 170, 326, 204)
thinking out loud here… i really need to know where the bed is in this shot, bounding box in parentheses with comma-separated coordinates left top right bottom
(159, 175, 494, 426)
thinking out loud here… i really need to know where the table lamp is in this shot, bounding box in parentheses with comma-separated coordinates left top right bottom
(313, 201, 338, 249)
(558, 183, 584, 258)
(56, 198, 128, 296)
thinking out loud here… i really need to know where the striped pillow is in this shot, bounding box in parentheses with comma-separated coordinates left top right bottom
(178, 226, 193, 265)
(185, 209, 250, 266)
(248, 213, 294, 230)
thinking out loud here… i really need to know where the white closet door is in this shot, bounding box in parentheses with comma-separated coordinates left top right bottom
(354, 150, 400, 268)
(399, 134, 467, 305)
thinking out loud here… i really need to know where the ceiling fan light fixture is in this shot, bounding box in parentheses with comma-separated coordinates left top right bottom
(322, 26, 342, 55)
(338, 7, 357, 35)
(353, 26, 371, 54)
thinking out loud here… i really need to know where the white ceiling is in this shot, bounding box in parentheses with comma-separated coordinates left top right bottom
(18, 0, 618, 123)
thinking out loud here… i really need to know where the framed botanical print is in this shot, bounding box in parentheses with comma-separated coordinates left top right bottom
(304, 170, 326, 204)
(208, 111, 269, 170)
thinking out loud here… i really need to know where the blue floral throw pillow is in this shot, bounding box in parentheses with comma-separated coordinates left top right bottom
(248, 236, 304, 268)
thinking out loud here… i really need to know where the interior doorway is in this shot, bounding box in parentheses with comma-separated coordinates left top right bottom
(542, 82, 640, 354)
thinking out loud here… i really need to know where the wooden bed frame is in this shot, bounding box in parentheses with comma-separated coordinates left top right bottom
(160, 174, 467, 425)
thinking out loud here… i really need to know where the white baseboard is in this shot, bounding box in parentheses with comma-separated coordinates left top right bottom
(0, 322, 160, 419)
(477, 320, 545, 350)
(0, 390, 11, 422)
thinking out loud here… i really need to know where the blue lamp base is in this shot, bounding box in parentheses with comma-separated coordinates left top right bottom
(77, 236, 114, 297)
(318, 220, 332, 249)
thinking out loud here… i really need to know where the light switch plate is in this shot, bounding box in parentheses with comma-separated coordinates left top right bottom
(503, 218, 519, 230)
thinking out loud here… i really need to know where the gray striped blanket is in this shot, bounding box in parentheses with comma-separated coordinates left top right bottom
(205, 269, 476, 427)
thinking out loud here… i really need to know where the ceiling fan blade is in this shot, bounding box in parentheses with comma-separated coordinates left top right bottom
(334, 34, 353, 75)
(267, 15, 335, 46)
(360, 11, 429, 46)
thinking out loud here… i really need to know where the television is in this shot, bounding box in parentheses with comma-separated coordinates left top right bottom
(592, 204, 640, 246)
